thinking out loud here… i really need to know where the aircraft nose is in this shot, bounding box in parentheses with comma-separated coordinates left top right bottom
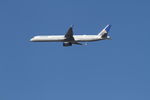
(30, 38, 34, 42)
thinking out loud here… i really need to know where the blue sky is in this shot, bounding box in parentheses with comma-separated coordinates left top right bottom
(0, 0, 150, 100)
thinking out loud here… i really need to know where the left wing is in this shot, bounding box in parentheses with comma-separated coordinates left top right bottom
(63, 25, 83, 46)
(65, 26, 74, 41)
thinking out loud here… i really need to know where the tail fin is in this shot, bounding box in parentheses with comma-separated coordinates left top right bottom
(98, 24, 112, 38)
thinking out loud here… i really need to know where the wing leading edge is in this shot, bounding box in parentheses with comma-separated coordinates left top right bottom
(65, 25, 74, 40)
(63, 25, 83, 46)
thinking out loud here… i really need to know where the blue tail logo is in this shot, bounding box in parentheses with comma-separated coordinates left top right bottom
(104, 24, 112, 33)
(98, 24, 112, 36)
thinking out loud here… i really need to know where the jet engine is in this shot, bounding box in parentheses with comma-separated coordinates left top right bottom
(63, 42, 72, 46)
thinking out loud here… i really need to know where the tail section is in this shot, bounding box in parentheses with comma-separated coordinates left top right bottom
(98, 24, 112, 39)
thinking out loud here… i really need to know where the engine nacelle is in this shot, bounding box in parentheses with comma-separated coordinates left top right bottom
(63, 42, 72, 46)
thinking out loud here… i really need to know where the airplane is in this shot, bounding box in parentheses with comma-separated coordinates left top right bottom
(30, 24, 112, 46)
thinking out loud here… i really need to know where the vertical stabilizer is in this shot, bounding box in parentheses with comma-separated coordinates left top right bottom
(98, 24, 112, 38)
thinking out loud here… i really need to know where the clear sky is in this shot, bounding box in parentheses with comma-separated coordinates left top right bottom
(0, 0, 150, 100)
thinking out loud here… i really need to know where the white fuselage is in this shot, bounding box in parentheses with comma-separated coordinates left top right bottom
(30, 35, 103, 42)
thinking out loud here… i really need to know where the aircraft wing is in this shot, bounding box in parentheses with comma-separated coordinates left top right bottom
(64, 25, 83, 46)
(65, 26, 74, 41)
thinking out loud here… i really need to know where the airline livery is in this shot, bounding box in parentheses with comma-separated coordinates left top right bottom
(30, 25, 112, 46)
